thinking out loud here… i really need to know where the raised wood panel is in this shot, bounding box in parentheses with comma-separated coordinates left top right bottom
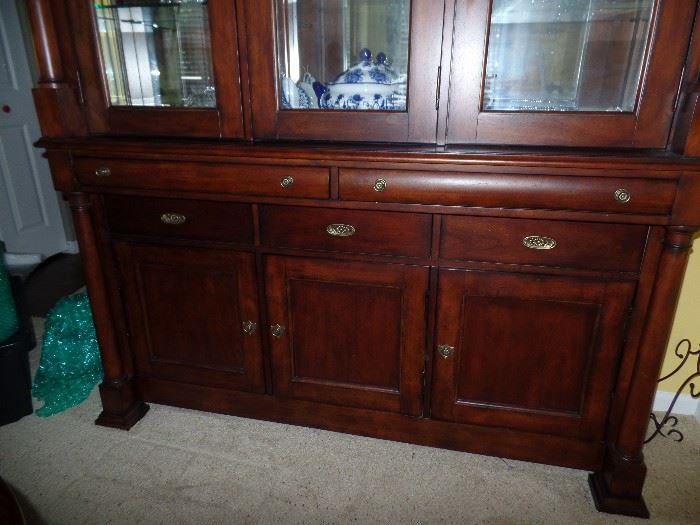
(455, 296, 599, 413)
(289, 279, 401, 391)
(115, 243, 264, 392)
(440, 216, 648, 272)
(104, 195, 253, 243)
(265, 256, 428, 416)
(260, 206, 432, 258)
(432, 270, 635, 440)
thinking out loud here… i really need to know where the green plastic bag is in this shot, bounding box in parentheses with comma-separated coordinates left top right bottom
(32, 293, 104, 416)
(0, 255, 19, 342)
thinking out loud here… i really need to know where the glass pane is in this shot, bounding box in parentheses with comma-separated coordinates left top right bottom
(276, 0, 410, 111)
(484, 0, 654, 112)
(94, 0, 215, 108)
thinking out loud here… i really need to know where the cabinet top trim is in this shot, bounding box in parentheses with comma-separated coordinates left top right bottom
(37, 138, 700, 173)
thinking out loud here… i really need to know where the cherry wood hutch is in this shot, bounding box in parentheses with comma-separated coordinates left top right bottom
(27, 0, 700, 517)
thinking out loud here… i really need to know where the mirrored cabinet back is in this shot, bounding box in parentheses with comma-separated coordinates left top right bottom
(27, 0, 700, 518)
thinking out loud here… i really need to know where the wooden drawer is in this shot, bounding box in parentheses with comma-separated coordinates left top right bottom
(440, 216, 648, 272)
(104, 195, 253, 244)
(339, 169, 676, 215)
(76, 157, 330, 199)
(260, 206, 432, 258)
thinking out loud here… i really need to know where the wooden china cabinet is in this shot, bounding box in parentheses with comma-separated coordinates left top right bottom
(27, 0, 700, 517)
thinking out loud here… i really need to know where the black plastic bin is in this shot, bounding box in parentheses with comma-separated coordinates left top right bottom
(0, 277, 35, 426)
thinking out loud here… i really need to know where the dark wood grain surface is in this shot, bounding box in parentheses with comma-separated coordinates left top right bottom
(25, 0, 700, 518)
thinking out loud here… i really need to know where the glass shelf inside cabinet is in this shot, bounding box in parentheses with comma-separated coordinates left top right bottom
(94, 0, 215, 108)
(276, 0, 410, 111)
(484, 0, 654, 112)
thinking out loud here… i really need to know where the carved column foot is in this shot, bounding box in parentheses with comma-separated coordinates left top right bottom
(588, 447, 650, 518)
(94, 377, 149, 430)
(588, 473, 649, 518)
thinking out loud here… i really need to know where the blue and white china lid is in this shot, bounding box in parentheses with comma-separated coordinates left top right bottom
(280, 74, 312, 109)
(331, 49, 400, 85)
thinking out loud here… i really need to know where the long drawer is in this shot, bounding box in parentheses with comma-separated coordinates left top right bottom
(339, 169, 676, 215)
(75, 157, 330, 199)
(104, 195, 254, 244)
(440, 216, 648, 272)
(260, 206, 432, 258)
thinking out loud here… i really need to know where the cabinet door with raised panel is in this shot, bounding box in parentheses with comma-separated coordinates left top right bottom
(69, 0, 244, 137)
(243, 0, 443, 143)
(265, 256, 428, 415)
(431, 269, 635, 440)
(447, 0, 696, 147)
(115, 243, 264, 392)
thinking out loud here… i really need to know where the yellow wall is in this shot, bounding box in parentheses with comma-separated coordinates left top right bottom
(658, 236, 700, 393)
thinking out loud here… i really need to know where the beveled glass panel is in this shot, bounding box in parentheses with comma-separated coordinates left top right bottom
(484, 0, 654, 112)
(275, 0, 410, 111)
(94, 0, 215, 108)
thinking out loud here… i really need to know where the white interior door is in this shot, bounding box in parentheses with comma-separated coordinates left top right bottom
(0, 1, 71, 259)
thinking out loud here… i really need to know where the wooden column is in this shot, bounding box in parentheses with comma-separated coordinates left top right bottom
(670, 4, 700, 155)
(69, 193, 149, 429)
(26, 0, 85, 136)
(589, 227, 696, 518)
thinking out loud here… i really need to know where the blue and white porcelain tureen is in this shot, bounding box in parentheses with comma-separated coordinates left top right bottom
(313, 49, 406, 111)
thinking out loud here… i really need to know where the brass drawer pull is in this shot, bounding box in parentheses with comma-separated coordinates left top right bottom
(270, 324, 286, 338)
(242, 320, 257, 335)
(438, 344, 455, 359)
(160, 213, 187, 225)
(614, 188, 631, 203)
(523, 235, 557, 250)
(95, 167, 111, 177)
(373, 178, 387, 192)
(326, 224, 356, 237)
(280, 175, 294, 188)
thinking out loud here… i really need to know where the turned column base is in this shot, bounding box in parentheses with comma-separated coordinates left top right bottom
(588, 472, 649, 518)
(588, 445, 650, 518)
(94, 377, 149, 430)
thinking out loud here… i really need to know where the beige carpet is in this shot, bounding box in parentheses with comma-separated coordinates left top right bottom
(0, 320, 698, 524)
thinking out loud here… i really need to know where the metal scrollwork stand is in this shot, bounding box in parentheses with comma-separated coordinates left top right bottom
(645, 339, 700, 443)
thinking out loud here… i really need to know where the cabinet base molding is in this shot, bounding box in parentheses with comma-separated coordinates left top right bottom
(138, 376, 604, 471)
(588, 473, 650, 519)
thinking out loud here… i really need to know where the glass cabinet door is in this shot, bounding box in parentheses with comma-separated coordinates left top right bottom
(245, 0, 444, 142)
(275, 0, 409, 112)
(447, 0, 696, 147)
(483, 0, 652, 113)
(95, 0, 216, 109)
(70, 0, 244, 137)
